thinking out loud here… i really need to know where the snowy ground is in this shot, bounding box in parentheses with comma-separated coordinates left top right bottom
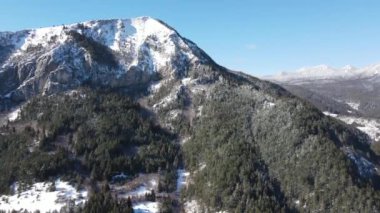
(7, 107, 21, 122)
(134, 201, 159, 213)
(0, 169, 192, 213)
(263, 101, 276, 109)
(323, 112, 380, 142)
(346, 101, 360, 110)
(0, 180, 87, 213)
(110, 173, 159, 213)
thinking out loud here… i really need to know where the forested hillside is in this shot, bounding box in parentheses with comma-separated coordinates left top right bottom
(0, 88, 180, 211)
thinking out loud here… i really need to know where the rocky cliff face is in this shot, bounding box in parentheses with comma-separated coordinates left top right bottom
(0, 17, 213, 104)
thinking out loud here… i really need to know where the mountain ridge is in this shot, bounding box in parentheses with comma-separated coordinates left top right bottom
(0, 16, 218, 105)
(265, 63, 380, 83)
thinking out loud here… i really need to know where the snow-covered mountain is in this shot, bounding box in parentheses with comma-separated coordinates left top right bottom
(266, 63, 380, 84)
(0, 17, 213, 104)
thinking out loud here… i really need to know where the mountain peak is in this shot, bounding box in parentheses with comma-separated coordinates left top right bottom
(0, 17, 213, 101)
(297, 64, 333, 73)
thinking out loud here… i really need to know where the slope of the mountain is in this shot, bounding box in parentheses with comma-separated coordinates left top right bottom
(0, 18, 380, 213)
(265, 64, 380, 119)
(265, 63, 380, 145)
(280, 84, 361, 116)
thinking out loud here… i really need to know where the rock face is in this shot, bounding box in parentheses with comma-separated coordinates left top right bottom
(0, 17, 213, 103)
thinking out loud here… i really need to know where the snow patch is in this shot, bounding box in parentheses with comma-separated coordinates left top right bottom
(134, 201, 159, 213)
(19, 25, 68, 52)
(149, 81, 162, 93)
(181, 77, 192, 86)
(199, 163, 206, 171)
(180, 136, 191, 144)
(152, 86, 179, 109)
(346, 101, 360, 110)
(323, 111, 338, 118)
(0, 180, 87, 212)
(294, 200, 300, 205)
(324, 112, 380, 142)
(196, 105, 204, 117)
(336, 115, 380, 142)
(7, 107, 21, 122)
(263, 101, 275, 109)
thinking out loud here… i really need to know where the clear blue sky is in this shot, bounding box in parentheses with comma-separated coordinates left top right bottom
(1, 0, 380, 76)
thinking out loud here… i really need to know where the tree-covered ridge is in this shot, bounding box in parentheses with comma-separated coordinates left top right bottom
(183, 82, 380, 212)
(0, 88, 181, 194)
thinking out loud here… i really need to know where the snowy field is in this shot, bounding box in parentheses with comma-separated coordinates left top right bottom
(324, 112, 380, 142)
(0, 180, 87, 212)
(0, 168, 191, 212)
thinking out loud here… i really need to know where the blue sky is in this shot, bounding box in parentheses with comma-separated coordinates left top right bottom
(1, 0, 379, 76)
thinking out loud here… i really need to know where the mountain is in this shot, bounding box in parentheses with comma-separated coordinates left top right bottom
(0, 17, 211, 106)
(267, 64, 380, 83)
(265, 64, 380, 143)
(265, 64, 380, 118)
(1, 18, 380, 213)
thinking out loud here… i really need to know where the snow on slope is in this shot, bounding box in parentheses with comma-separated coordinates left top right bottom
(323, 112, 380, 142)
(2, 17, 198, 75)
(323, 111, 379, 178)
(134, 202, 159, 213)
(346, 101, 360, 110)
(0, 180, 88, 212)
(339, 116, 380, 142)
(1, 16, 210, 101)
(7, 107, 21, 121)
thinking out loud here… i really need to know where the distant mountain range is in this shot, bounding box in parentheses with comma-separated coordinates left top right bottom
(0, 17, 380, 212)
(265, 64, 380, 143)
(266, 64, 380, 83)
